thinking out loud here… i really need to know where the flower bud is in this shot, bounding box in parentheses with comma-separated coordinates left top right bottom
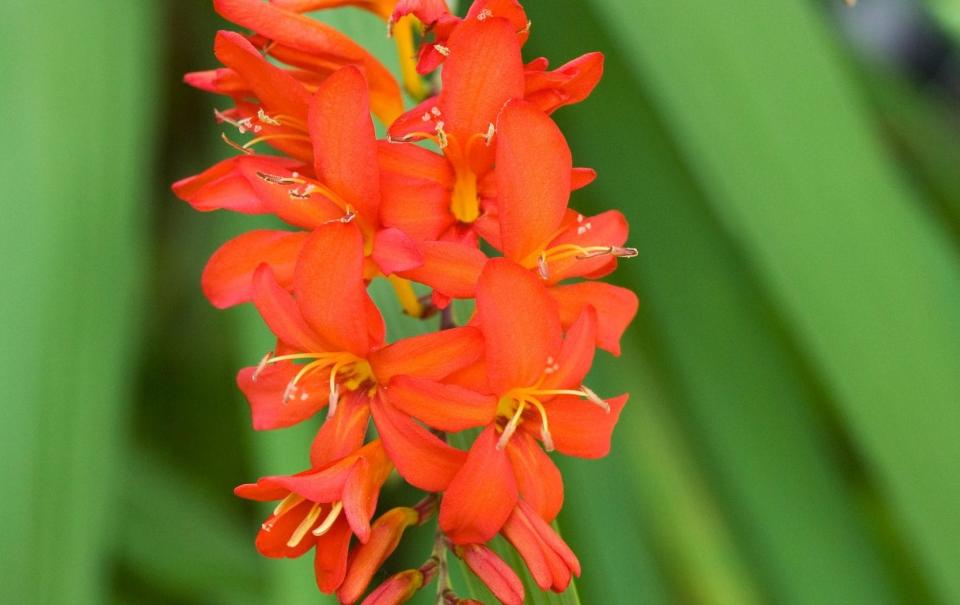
(360, 569, 423, 605)
(453, 543, 524, 605)
(339, 507, 419, 604)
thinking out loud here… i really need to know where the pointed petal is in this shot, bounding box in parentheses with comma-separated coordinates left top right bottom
(341, 442, 392, 542)
(496, 100, 571, 262)
(395, 241, 487, 299)
(570, 167, 597, 190)
(544, 210, 629, 283)
(311, 391, 371, 468)
(476, 259, 562, 392)
(309, 66, 380, 228)
(213, 30, 310, 121)
(506, 432, 563, 522)
(338, 507, 420, 605)
(378, 141, 456, 241)
(439, 16, 524, 139)
(499, 506, 551, 590)
(517, 499, 581, 584)
(536, 394, 628, 459)
(238, 362, 330, 429)
(235, 159, 346, 229)
(465, 0, 528, 40)
(294, 222, 379, 356)
(202, 230, 308, 309)
(173, 155, 303, 214)
(369, 326, 483, 382)
(439, 427, 518, 544)
(523, 51, 604, 115)
(371, 227, 424, 275)
(454, 544, 524, 605)
(541, 306, 597, 391)
(370, 397, 466, 492)
(385, 375, 496, 432)
(254, 499, 318, 558)
(252, 264, 326, 352)
(314, 516, 353, 593)
(549, 282, 638, 355)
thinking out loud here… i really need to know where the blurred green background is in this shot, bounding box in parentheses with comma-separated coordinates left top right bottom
(3, 0, 960, 603)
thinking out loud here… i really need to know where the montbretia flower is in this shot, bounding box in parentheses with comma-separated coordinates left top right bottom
(238, 222, 482, 433)
(373, 260, 626, 543)
(235, 441, 392, 592)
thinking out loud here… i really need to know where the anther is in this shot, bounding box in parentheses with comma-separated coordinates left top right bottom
(476, 8, 493, 20)
(289, 184, 317, 200)
(434, 122, 449, 149)
(581, 385, 611, 413)
(252, 352, 272, 381)
(484, 123, 496, 146)
(537, 253, 550, 280)
(256, 171, 304, 186)
(520, 20, 532, 35)
(497, 402, 525, 450)
(431, 107, 442, 117)
(577, 245, 638, 259)
(257, 108, 282, 126)
(434, 44, 451, 57)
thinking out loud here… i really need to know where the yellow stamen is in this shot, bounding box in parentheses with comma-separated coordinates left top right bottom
(497, 400, 526, 450)
(273, 493, 305, 517)
(388, 275, 424, 317)
(312, 501, 344, 536)
(242, 133, 311, 150)
(286, 502, 322, 548)
(392, 15, 431, 101)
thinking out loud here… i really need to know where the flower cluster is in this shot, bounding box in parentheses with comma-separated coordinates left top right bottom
(174, 0, 638, 603)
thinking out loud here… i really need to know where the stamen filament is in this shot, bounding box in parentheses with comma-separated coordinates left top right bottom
(519, 396, 554, 452)
(242, 133, 312, 150)
(312, 501, 343, 536)
(273, 493, 305, 517)
(286, 503, 322, 547)
(497, 401, 526, 450)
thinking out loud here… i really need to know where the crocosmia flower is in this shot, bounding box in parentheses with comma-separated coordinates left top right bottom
(176, 0, 638, 602)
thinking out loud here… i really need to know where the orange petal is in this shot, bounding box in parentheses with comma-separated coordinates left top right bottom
(360, 569, 424, 605)
(237, 363, 331, 430)
(213, 30, 310, 122)
(541, 306, 597, 391)
(570, 167, 597, 191)
(438, 16, 524, 140)
(254, 499, 318, 558)
(385, 375, 496, 432)
(369, 326, 483, 382)
(395, 240, 487, 299)
(523, 51, 604, 115)
(314, 516, 353, 593)
(172, 155, 303, 214)
(453, 543, 524, 605)
(439, 426, 518, 544)
(294, 222, 380, 356)
(501, 501, 580, 592)
(311, 390, 371, 467)
(476, 259, 562, 392)
(506, 431, 563, 522)
(310, 66, 381, 230)
(371, 228, 424, 275)
(465, 0, 529, 43)
(378, 142, 456, 242)
(495, 100, 571, 262)
(544, 210, 629, 283)
(549, 281, 638, 355)
(251, 264, 326, 352)
(202, 229, 308, 309)
(535, 394, 628, 459)
(234, 158, 345, 229)
(370, 397, 466, 492)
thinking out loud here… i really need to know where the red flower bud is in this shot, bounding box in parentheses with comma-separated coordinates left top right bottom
(360, 569, 423, 605)
(453, 543, 524, 605)
(338, 507, 420, 604)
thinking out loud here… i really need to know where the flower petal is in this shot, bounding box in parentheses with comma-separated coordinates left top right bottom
(254, 499, 318, 558)
(338, 507, 420, 605)
(385, 375, 496, 432)
(371, 227, 424, 275)
(172, 155, 303, 214)
(523, 51, 604, 115)
(294, 222, 380, 356)
(309, 66, 381, 229)
(202, 229, 308, 309)
(541, 305, 597, 391)
(495, 100, 571, 263)
(213, 30, 311, 121)
(238, 362, 330, 429)
(370, 397, 466, 492)
(251, 264, 326, 352)
(506, 431, 563, 522)
(369, 326, 483, 382)
(549, 282, 638, 355)
(234, 158, 345, 229)
(438, 16, 524, 140)
(394, 241, 487, 299)
(314, 516, 353, 593)
(544, 210, 629, 283)
(310, 390, 371, 468)
(535, 394, 628, 459)
(439, 426, 518, 544)
(476, 259, 562, 392)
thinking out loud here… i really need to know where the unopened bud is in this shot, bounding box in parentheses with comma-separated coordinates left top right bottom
(360, 569, 423, 605)
(453, 544, 524, 605)
(338, 508, 419, 604)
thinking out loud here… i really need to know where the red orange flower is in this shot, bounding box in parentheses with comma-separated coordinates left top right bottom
(177, 0, 637, 601)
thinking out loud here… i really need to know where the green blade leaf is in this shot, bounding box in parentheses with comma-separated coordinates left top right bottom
(0, 1, 157, 603)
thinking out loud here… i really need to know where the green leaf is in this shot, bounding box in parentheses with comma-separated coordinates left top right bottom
(582, 0, 960, 601)
(0, 2, 157, 603)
